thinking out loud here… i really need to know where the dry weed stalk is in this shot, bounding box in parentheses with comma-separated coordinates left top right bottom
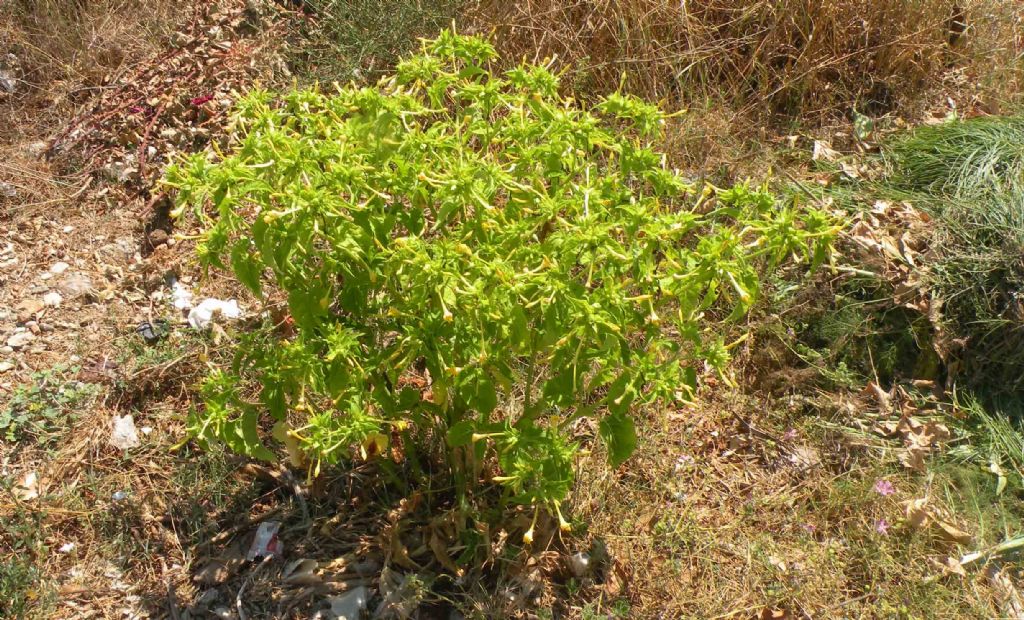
(470, 0, 1022, 120)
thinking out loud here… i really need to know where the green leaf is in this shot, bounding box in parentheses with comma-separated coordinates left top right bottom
(447, 420, 476, 447)
(231, 241, 263, 297)
(599, 412, 636, 468)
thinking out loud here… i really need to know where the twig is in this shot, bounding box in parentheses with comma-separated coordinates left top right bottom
(236, 555, 273, 620)
(167, 579, 182, 620)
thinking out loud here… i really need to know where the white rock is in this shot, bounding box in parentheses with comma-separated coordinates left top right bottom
(27, 141, 48, 158)
(49, 261, 69, 274)
(59, 272, 94, 298)
(58, 542, 76, 553)
(43, 291, 63, 307)
(109, 415, 141, 450)
(0, 361, 13, 373)
(7, 331, 35, 349)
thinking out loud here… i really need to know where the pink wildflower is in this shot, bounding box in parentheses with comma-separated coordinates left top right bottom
(875, 519, 890, 535)
(190, 94, 214, 107)
(873, 479, 895, 496)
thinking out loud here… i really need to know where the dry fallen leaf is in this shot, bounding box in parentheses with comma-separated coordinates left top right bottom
(812, 140, 841, 162)
(903, 497, 973, 544)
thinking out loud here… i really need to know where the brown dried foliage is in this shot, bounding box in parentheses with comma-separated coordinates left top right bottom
(468, 0, 1023, 121)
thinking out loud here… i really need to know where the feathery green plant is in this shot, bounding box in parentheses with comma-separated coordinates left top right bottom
(164, 30, 836, 527)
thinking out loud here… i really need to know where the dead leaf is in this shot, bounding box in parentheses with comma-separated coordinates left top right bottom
(428, 528, 462, 576)
(904, 497, 931, 529)
(194, 540, 246, 585)
(929, 556, 967, 578)
(934, 519, 973, 545)
(898, 445, 927, 471)
(864, 381, 891, 413)
(812, 140, 841, 162)
(903, 497, 972, 544)
(989, 567, 1024, 620)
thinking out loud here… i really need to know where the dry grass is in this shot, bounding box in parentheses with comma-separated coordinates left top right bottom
(566, 390, 1018, 618)
(468, 0, 1023, 123)
(1, 0, 181, 119)
(0, 0, 184, 218)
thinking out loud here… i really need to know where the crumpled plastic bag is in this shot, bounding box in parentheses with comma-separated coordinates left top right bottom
(188, 298, 242, 329)
(110, 414, 141, 450)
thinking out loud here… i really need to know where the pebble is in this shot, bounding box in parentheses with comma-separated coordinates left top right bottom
(27, 141, 48, 158)
(40, 323, 54, 333)
(0, 361, 14, 373)
(59, 272, 95, 299)
(15, 298, 44, 323)
(50, 261, 70, 274)
(7, 331, 35, 349)
(148, 229, 169, 247)
(25, 320, 40, 335)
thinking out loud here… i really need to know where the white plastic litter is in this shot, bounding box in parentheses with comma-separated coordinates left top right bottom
(171, 281, 194, 311)
(246, 521, 283, 560)
(187, 298, 242, 329)
(109, 414, 141, 450)
(43, 291, 63, 307)
(568, 552, 590, 578)
(318, 586, 370, 620)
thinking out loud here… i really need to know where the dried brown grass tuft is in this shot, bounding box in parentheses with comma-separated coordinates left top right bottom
(468, 0, 1023, 122)
(0, 0, 182, 141)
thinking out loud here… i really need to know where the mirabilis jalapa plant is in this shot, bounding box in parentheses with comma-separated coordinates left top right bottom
(164, 29, 836, 534)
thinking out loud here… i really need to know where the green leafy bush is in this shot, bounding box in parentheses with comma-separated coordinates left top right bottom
(165, 31, 835, 521)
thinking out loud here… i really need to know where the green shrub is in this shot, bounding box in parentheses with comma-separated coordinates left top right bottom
(165, 31, 835, 524)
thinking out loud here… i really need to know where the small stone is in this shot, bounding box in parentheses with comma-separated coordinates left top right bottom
(25, 321, 39, 335)
(59, 272, 95, 299)
(0, 346, 12, 354)
(15, 298, 44, 323)
(0, 182, 16, 198)
(27, 141, 48, 158)
(147, 229, 169, 247)
(43, 291, 62, 307)
(50, 261, 70, 274)
(39, 323, 54, 333)
(7, 331, 35, 349)
(62, 225, 74, 234)
(0, 361, 14, 373)
(0, 71, 14, 94)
